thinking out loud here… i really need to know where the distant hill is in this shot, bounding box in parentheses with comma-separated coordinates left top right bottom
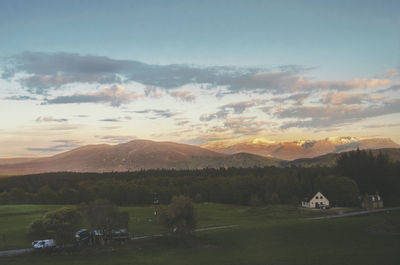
(0, 140, 282, 175)
(202, 137, 400, 160)
(284, 148, 400, 167)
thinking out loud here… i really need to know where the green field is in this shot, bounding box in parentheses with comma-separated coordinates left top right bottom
(1, 204, 399, 265)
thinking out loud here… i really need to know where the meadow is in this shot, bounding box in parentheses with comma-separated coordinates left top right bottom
(0, 203, 399, 265)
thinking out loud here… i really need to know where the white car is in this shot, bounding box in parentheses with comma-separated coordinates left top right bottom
(32, 239, 56, 249)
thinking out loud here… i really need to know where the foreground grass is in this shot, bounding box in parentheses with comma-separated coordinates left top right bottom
(1, 204, 399, 265)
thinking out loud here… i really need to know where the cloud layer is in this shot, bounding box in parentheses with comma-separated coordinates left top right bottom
(4, 52, 396, 97)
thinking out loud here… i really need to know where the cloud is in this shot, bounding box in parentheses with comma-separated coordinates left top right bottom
(222, 99, 267, 114)
(5, 95, 37, 101)
(377, 84, 400, 93)
(132, 109, 179, 119)
(97, 135, 137, 143)
(44, 85, 141, 107)
(47, 124, 81, 130)
(144, 86, 164, 98)
(200, 110, 229, 122)
(36, 116, 68, 123)
(99, 118, 121, 122)
(321, 92, 366, 105)
(321, 92, 387, 105)
(22, 74, 121, 94)
(200, 99, 267, 122)
(224, 116, 273, 134)
(169, 90, 196, 102)
(363, 122, 400, 129)
(272, 93, 310, 104)
(175, 120, 190, 126)
(277, 98, 400, 129)
(4, 52, 394, 96)
(26, 139, 80, 154)
(26, 147, 66, 153)
(375, 68, 399, 79)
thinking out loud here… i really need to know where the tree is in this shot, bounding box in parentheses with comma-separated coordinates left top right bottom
(315, 175, 359, 206)
(28, 207, 82, 245)
(79, 199, 130, 236)
(158, 195, 197, 236)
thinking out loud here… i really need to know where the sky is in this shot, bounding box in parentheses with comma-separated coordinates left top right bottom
(0, 0, 399, 157)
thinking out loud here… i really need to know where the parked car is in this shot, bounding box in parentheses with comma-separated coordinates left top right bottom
(75, 229, 91, 245)
(32, 239, 56, 249)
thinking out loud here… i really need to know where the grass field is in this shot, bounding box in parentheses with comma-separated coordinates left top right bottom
(1, 204, 399, 265)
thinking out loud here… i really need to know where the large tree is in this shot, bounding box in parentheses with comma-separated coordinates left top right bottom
(158, 195, 197, 236)
(79, 199, 130, 236)
(28, 207, 82, 245)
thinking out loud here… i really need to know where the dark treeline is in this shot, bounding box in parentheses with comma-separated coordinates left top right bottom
(336, 148, 400, 204)
(0, 150, 399, 206)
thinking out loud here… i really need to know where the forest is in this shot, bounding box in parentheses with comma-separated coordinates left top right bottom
(0, 149, 399, 207)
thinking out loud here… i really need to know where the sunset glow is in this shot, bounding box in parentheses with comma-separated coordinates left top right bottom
(0, 0, 399, 157)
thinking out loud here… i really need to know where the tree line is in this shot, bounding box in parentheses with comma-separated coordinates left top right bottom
(0, 150, 399, 206)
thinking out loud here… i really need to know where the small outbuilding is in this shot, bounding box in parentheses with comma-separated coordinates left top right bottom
(301, 192, 330, 208)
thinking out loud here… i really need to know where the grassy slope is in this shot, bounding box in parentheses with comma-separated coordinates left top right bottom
(0, 204, 399, 265)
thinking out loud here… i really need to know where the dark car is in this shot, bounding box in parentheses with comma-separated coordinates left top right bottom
(75, 229, 91, 245)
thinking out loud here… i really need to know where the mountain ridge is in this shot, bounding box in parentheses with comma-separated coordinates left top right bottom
(201, 137, 399, 160)
(0, 139, 280, 175)
(0, 138, 399, 176)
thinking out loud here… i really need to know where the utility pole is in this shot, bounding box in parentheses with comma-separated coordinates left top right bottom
(153, 192, 159, 216)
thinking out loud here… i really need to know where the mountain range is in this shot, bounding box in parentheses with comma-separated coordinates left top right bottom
(0, 137, 398, 175)
(0, 140, 281, 175)
(201, 137, 399, 160)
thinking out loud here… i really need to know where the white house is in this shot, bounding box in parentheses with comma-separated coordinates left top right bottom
(301, 192, 329, 208)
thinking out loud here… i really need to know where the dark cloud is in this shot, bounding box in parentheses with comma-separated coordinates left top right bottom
(272, 93, 310, 104)
(377, 84, 400, 93)
(26, 139, 80, 154)
(3, 52, 395, 96)
(99, 118, 121, 122)
(44, 85, 141, 107)
(26, 147, 65, 153)
(278, 99, 400, 129)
